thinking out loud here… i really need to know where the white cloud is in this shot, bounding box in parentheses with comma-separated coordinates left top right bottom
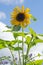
(0, 22, 9, 32)
(0, 0, 24, 5)
(0, 12, 6, 20)
(20, 0, 24, 3)
(0, 22, 14, 41)
(0, 32, 14, 41)
(0, 0, 13, 5)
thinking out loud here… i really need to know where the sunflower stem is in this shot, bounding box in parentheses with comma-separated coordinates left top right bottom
(7, 45, 16, 65)
(9, 48, 16, 65)
(22, 28, 24, 65)
(25, 35, 33, 65)
(18, 42, 21, 65)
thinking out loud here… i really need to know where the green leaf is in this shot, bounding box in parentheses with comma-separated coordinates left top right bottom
(4, 40, 17, 47)
(14, 47, 22, 51)
(29, 28, 36, 37)
(31, 42, 36, 46)
(29, 36, 43, 48)
(17, 40, 22, 43)
(10, 40, 18, 45)
(34, 39, 43, 43)
(0, 56, 11, 61)
(18, 32, 25, 37)
(12, 25, 21, 31)
(13, 32, 19, 38)
(3, 30, 11, 32)
(6, 26, 11, 28)
(0, 44, 6, 49)
(0, 39, 4, 43)
(26, 60, 43, 65)
(37, 53, 41, 57)
(0, 39, 18, 49)
(0, 39, 6, 49)
(3, 25, 11, 32)
(25, 36, 31, 44)
(10, 46, 22, 51)
(38, 34, 43, 36)
(31, 15, 37, 21)
(13, 32, 25, 38)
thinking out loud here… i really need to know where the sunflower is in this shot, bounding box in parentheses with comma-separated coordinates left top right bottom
(11, 6, 32, 28)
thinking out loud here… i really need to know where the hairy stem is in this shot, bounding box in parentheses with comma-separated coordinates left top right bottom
(25, 35, 33, 65)
(8, 47, 16, 65)
(9, 49, 14, 65)
(22, 28, 24, 65)
(18, 43, 21, 65)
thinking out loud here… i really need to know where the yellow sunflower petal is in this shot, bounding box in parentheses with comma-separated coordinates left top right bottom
(23, 19, 30, 26)
(11, 12, 17, 15)
(25, 8, 30, 13)
(13, 6, 21, 13)
(22, 6, 24, 13)
(11, 20, 19, 25)
(11, 6, 32, 28)
(19, 22, 24, 28)
(28, 14, 32, 18)
(21, 24, 25, 28)
(25, 14, 32, 18)
(11, 11, 17, 18)
(26, 20, 30, 25)
(20, 21, 27, 28)
(11, 14, 16, 18)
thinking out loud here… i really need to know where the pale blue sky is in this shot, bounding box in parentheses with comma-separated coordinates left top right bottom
(0, 0, 43, 34)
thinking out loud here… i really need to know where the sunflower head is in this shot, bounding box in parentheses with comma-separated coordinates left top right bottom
(10, 6, 32, 28)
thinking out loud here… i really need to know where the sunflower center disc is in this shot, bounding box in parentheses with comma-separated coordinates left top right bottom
(16, 13, 25, 22)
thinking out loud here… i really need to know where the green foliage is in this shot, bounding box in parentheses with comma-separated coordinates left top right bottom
(0, 39, 17, 49)
(29, 28, 36, 37)
(34, 38, 43, 43)
(38, 34, 43, 36)
(8, 40, 18, 46)
(17, 40, 23, 43)
(18, 32, 25, 37)
(13, 32, 26, 39)
(13, 32, 19, 38)
(12, 25, 21, 31)
(31, 37, 43, 47)
(6, 25, 11, 28)
(0, 56, 11, 61)
(0, 27, 43, 65)
(0, 39, 22, 51)
(0, 44, 6, 49)
(26, 60, 43, 65)
(0, 39, 6, 49)
(3, 30, 11, 32)
(10, 46, 22, 51)
(31, 15, 37, 21)
(4, 25, 21, 32)
(25, 36, 31, 44)
(37, 53, 41, 57)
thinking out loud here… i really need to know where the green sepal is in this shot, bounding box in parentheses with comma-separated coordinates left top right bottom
(12, 25, 21, 31)
(31, 15, 37, 21)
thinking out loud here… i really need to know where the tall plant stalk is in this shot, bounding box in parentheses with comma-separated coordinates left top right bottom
(22, 28, 24, 65)
(25, 35, 33, 65)
(7, 46, 16, 65)
(18, 43, 21, 65)
(9, 48, 15, 65)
